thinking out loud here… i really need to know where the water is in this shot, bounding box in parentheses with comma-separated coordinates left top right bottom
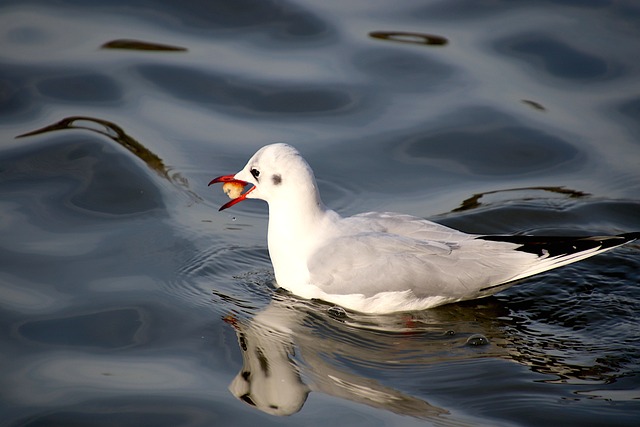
(1, 1, 640, 426)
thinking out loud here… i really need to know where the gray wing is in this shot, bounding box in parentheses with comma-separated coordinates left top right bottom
(346, 212, 474, 242)
(309, 213, 638, 303)
(307, 227, 535, 300)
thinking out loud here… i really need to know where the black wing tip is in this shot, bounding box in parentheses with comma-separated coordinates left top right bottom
(477, 232, 639, 257)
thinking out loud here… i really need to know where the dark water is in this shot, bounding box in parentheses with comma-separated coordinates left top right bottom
(1, 1, 640, 426)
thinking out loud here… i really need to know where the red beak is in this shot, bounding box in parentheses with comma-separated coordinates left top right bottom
(208, 174, 255, 211)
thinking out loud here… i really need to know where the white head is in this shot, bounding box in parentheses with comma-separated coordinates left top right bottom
(210, 144, 330, 289)
(210, 143, 323, 211)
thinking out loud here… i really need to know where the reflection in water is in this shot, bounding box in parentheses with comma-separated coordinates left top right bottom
(369, 31, 448, 46)
(224, 290, 637, 421)
(35, 74, 123, 103)
(101, 39, 188, 52)
(136, 64, 361, 115)
(397, 118, 581, 176)
(500, 34, 615, 81)
(225, 295, 462, 421)
(521, 99, 547, 111)
(17, 308, 145, 349)
(16, 116, 201, 203)
(453, 186, 589, 212)
(223, 292, 511, 422)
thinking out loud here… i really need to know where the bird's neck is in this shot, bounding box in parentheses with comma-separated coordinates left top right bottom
(266, 193, 335, 290)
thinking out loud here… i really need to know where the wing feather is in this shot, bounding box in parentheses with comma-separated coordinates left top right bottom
(308, 230, 535, 300)
(307, 214, 638, 307)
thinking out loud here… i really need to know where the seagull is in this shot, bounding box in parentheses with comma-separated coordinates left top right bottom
(210, 143, 639, 314)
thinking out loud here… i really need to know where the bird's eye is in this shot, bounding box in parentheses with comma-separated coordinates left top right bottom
(250, 168, 260, 180)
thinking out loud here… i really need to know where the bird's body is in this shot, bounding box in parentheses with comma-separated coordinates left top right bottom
(211, 143, 638, 314)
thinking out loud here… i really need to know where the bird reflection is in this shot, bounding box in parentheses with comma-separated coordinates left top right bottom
(224, 292, 509, 422)
(225, 290, 634, 420)
(225, 304, 310, 417)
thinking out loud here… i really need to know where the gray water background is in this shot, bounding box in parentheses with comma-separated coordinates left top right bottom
(1, 1, 640, 426)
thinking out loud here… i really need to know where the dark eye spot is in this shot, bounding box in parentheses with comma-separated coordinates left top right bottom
(250, 168, 260, 180)
(240, 393, 256, 406)
(256, 348, 270, 377)
(239, 333, 247, 351)
(272, 174, 282, 185)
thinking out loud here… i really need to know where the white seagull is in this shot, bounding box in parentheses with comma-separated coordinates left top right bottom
(210, 143, 638, 314)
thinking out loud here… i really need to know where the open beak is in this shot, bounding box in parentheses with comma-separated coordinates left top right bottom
(208, 174, 255, 211)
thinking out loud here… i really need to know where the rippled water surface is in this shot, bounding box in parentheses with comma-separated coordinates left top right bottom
(1, 1, 640, 426)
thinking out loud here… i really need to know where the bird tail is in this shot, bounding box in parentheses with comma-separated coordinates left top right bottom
(477, 232, 639, 290)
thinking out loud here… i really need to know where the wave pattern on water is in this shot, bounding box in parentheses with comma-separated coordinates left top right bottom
(1, 0, 640, 426)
